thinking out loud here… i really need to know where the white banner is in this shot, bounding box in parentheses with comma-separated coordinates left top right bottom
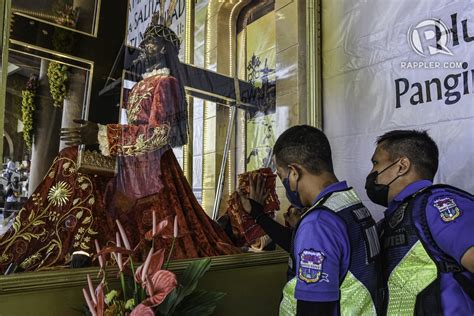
(127, 0, 186, 59)
(322, 0, 474, 219)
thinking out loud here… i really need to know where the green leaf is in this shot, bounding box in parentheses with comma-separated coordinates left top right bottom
(157, 287, 180, 316)
(159, 258, 214, 315)
(177, 258, 212, 301)
(173, 289, 226, 316)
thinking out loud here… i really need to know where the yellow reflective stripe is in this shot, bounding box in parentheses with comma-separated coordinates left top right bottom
(387, 241, 438, 315)
(280, 273, 377, 316)
(340, 271, 377, 316)
(279, 277, 297, 316)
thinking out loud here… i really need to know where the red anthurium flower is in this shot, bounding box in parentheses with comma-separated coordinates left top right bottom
(144, 270, 177, 306)
(133, 248, 177, 308)
(173, 215, 178, 238)
(97, 246, 134, 257)
(83, 274, 105, 316)
(135, 248, 165, 285)
(87, 274, 97, 305)
(144, 214, 184, 241)
(144, 217, 169, 241)
(83, 288, 96, 316)
(94, 240, 104, 269)
(115, 232, 124, 271)
(152, 211, 157, 236)
(130, 303, 154, 316)
(95, 281, 105, 316)
(116, 220, 132, 250)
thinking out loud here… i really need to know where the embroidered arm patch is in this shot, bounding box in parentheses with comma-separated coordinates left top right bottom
(433, 197, 462, 222)
(298, 249, 329, 284)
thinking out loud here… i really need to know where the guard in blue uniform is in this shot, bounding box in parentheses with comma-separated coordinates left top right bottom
(365, 129, 474, 315)
(240, 125, 381, 316)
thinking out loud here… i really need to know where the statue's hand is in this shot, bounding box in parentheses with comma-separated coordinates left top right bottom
(60, 119, 99, 146)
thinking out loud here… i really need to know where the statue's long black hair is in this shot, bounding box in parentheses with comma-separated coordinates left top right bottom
(137, 35, 188, 147)
(162, 38, 188, 147)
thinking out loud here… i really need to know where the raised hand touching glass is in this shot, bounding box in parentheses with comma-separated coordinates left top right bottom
(238, 173, 269, 214)
(60, 119, 99, 146)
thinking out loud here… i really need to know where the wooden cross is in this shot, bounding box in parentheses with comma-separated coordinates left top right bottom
(10, 6, 271, 219)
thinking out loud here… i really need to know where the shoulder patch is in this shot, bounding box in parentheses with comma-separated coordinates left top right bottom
(389, 203, 407, 228)
(433, 196, 461, 222)
(298, 249, 329, 284)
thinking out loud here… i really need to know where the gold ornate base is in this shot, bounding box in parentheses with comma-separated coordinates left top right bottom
(76, 148, 116, 177)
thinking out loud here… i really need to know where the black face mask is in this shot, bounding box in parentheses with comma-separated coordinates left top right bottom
(365, 160, 401, 207)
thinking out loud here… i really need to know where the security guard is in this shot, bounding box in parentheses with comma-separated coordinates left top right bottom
(365, 129, 474, 315)
(241, 125, 381, 316)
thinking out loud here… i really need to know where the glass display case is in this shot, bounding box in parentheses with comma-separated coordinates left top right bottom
(0, 0, 322, 314)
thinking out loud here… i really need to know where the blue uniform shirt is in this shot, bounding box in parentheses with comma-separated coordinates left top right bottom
(293, 181, 351, 302)
(386, 180, 474, 315)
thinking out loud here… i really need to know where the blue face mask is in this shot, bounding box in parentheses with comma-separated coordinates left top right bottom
(282, 169, 304, 209)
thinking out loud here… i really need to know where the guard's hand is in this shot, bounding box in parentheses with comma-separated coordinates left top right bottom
(284, 206, 305, 228)
(238, 173, 268, 214)
(60, 119, 99, 146)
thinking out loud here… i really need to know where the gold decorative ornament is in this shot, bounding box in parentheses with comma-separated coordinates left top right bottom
(126, 82, 154, 123)
(0, 156, 98, 271)
(76, 149, 116, 177)
(118, 124, 171, 156)
(47, 181, 73, 207)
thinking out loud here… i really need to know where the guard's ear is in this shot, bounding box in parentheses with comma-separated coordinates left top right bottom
(397, 156, 411, 176)
(288, 164, 302, 181)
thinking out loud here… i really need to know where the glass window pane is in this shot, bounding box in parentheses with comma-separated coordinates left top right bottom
(12, 0, 100, 35)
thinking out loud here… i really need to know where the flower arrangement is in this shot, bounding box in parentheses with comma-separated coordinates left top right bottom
(83, 213, 226, 315)
(47, 62, 69, 107)
(55, 4, 79, 29)
(47, 4, 79, 107)
(52, 4, 79, 53)
(21, 74, 39, 149)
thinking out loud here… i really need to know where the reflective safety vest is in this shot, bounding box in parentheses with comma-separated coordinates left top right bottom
(381, 185, 474, 316)
(279, 188, 382, 316)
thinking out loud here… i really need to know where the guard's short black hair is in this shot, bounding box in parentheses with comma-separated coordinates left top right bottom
(377, 129, 439, 180)
(273, 125, 334, 175)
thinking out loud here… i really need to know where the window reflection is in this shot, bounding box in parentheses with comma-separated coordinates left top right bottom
(237, 7, 277, 173)
(12, 0, 100, 35)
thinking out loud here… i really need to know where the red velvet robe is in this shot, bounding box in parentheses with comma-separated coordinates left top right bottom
(103, 73, 240, 259)
(0, 147, 112, 272)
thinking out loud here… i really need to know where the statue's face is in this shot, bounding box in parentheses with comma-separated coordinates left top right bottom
(139, 37, 166, 58)
(143, 41, 160, 56)
(138, 37, 167, 71)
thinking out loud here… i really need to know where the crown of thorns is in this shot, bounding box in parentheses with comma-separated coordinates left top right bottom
(139, 0, 180, 52)
(141, 23, 181, 52)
